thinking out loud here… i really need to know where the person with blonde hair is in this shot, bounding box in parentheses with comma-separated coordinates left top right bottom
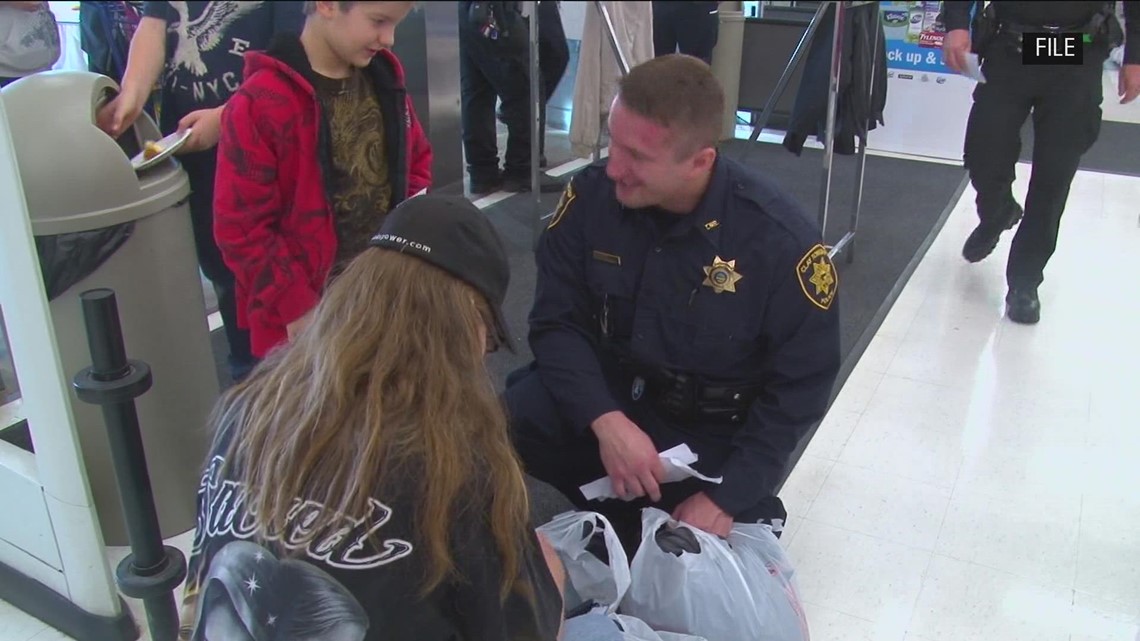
(180, 194, 565, 641)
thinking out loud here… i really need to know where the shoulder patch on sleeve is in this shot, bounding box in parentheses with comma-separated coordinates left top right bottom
(796, 243, 838, 310)
(547, 179, 576, 230)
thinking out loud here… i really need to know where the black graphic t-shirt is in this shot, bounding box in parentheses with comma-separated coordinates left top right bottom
(180, 428, 564, 641)
(312, 68, 394, 271)
(142, 1, 304, 132)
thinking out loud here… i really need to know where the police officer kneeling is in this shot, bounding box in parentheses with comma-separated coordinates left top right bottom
(505, 54, 842, 552)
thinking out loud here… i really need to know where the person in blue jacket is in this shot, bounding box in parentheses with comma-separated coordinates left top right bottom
(504, 54, 842, 551)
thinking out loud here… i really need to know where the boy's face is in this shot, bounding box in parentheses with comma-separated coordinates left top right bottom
(321, 2, 414, 68)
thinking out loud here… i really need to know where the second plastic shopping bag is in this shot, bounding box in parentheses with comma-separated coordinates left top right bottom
(621, 508, 808, 641)
(538, 511, 631, 614)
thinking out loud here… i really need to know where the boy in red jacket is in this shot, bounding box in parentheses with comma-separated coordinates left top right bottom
(214, 1, 430, 359)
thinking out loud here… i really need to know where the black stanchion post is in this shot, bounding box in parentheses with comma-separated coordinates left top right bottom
(73, 288, 187, 641)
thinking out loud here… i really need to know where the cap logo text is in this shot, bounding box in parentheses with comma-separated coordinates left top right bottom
(372, 233, 432, 254)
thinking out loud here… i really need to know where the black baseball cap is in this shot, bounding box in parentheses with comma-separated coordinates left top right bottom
(369, 194, 514, 352)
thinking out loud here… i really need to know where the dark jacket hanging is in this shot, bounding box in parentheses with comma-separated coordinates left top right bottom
(783, 2, 888, 156)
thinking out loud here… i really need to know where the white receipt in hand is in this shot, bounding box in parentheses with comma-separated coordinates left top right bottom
(964, 53, 987, 83)
(579, 443, 723, 502)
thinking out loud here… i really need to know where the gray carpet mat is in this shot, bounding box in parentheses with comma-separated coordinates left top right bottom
(1020, 119, 1140, 177)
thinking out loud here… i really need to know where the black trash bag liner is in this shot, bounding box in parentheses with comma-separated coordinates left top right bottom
(34, 222, 134, 301)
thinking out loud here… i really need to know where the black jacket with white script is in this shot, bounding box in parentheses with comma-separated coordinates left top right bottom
(179, 425, 562, 641)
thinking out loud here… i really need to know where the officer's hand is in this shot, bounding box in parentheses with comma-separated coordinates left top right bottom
(672, 492, 733, 539)
(590, 411, 665, 502)
(942, 29, 972, 74)
(1119, 64, 1140, 104)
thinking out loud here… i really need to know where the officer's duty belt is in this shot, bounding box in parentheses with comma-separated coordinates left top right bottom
(999, 19, 1090, 36)
(997, 17, 1096, 47)
(615, 361, 761, 425)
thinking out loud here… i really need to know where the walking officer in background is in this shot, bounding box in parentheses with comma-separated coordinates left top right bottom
(652, 2, 721, 66)
(504, 54, 842, 552)
(942, 1, 1140, 324)
(458, 0, 564, 195)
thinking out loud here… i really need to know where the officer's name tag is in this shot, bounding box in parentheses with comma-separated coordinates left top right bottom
(1022, 33, 1084, 65)
(592, 250, 622, 266)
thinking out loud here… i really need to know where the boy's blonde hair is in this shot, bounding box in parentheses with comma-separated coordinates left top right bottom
(302, 1, 352, 15)
(302, 1, 419, 15)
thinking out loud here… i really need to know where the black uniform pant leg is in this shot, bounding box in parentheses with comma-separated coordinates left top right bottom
(537, 1, 569, 157)
(460, 7, 533, 182)
(963, 47, 1034, 229)
(652, 2, 720, 64)
(652, 2, 679, 59)
(458, 10, 501, 184)
(459, 5, 532, 184)
(497, 49, 535, 181)
(1007, 58, 1105, 291)
(674, 2, 721, 65)
(505, 365, 606, 513)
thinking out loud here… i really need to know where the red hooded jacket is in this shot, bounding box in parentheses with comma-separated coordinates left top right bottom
(214, 34, 432, 359)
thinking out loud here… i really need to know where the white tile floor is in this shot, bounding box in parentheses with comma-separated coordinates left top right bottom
(5, 139, 1140, 641)
(778, 163, 1140, 641)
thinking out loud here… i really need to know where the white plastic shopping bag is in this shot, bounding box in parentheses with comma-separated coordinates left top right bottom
(621, 508, 808, 641)
(537, 511, 630, 614)
(613, 613, 709, 641)
(731, 521, 810, 640)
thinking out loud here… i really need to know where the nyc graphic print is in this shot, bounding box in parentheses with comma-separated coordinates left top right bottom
(183, 456, 415, 640)
(164, 1, 263, 104)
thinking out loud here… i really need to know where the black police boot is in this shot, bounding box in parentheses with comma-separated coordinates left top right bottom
(469, 173, 504, 197)
(963, 201, 1024, 263)
(1005, 287, 1041, 324)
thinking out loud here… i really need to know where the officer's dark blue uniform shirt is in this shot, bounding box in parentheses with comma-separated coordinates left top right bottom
(529, 155, 842, 516)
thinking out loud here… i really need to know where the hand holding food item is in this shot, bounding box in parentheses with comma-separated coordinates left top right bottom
(143, 140, 163, 160)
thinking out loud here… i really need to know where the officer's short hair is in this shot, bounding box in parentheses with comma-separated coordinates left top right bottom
(617, 54, 725, 159)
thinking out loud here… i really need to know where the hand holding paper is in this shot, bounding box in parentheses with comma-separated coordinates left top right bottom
(963, 53, 987, 84)
(580, 444, 723, 502)
(592, 411, 666, 501)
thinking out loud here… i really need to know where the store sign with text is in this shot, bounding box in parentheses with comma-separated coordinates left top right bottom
(868, 0, 975, 161)
(881, 1, 949, 74)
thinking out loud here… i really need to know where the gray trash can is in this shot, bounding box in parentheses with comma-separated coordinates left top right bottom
(2, 71, 219, 546)
(711, 9, 746, 141)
